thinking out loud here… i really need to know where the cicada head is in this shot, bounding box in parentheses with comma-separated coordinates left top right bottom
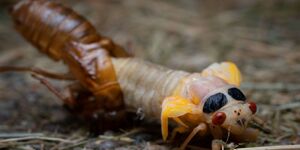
(200, 85, 256, 135)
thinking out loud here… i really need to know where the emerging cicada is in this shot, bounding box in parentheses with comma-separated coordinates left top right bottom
(1, 0, 264, 149)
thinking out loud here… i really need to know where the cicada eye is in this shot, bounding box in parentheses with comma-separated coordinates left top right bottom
(228, 87, 246, 101)
(203, 93, 228, 113)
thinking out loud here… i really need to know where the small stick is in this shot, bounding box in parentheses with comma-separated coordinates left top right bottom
(50, 137, 88, 150)
(277, 102, 300, 110)
(97, 135, 134, 143)
(252, 116, 264, 126)
(0, 136, 73, 144)
(241, 82, 300, 91)
(250, 116, 272, 134)
(0, 66, 74, 80)
(56, 140, 88, 150)
(119, 128, 145, 137)
(0, 133, 44, 138)
(236, 144, 300, 150)
(0, 50, 23, 64)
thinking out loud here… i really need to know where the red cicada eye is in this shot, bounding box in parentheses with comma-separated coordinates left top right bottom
(248, 102, 257, 114)
(212, 112, 226, 125)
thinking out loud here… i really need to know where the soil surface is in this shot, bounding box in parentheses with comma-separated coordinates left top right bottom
(0, 0, 299, 149)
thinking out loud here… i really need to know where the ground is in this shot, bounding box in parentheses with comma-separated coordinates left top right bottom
(0, 0, 299, 149)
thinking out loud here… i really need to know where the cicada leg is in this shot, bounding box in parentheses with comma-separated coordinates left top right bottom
(179, 123, 208, 150)
(31, 74, 96, 113)
(32, 75, 127, 133)
(0, 66, 74, 80)
(31, 74, 75, 107)
(161, 96, 199, 141)
(28, 70, 123, 117)
(209, 124, 223, 139)
(169, 117, 189, 141)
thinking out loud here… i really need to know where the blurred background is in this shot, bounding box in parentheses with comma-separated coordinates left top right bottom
(0, 0, 299, 149)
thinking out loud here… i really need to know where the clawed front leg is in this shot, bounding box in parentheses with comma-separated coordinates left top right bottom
(161, 96, 199, 141)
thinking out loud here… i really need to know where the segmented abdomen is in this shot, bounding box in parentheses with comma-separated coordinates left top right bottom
(10, 0, 129, 60)
(112, 58, 190, 119)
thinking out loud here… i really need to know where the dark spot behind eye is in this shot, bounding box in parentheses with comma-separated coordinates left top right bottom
(203, 93, 228, 113)
(228, 87, 246, 101)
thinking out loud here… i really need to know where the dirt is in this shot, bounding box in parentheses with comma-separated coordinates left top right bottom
(0, 0, 299, 149)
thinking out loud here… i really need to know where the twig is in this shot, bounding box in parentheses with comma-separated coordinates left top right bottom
(0, 49, 23, 64)
(56, 139, 89, 150)
(0, 140, 57, 149)
(277, 102, 300, 110)
(119, 128, 145, 137)
(241, 82, 300, 91)
(0, 133, 44, 138)
(0, 136, 73, 144)
(98, 135, 134, 143)
(54, 129, 142, 150)
(250, 116, 272, 134)
(236, 144, 300, 150)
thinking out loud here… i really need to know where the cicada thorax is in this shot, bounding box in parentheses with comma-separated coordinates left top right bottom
(10, 0, 130, 114)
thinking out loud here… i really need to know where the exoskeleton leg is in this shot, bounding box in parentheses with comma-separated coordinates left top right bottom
(0, 66, 74, 80)
(31, 74, 75, 107)
(31, 74, 104, 116)
(32, 75, 127, 132)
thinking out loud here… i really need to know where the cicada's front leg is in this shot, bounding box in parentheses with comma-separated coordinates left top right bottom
(161, 96, 200, 141)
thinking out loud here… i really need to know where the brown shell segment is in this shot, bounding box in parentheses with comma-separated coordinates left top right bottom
(10, 0, 129, 112)
(10, 0, 130, 59)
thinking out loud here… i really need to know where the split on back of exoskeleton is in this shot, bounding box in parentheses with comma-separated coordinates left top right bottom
(161, 62, 259, 149)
